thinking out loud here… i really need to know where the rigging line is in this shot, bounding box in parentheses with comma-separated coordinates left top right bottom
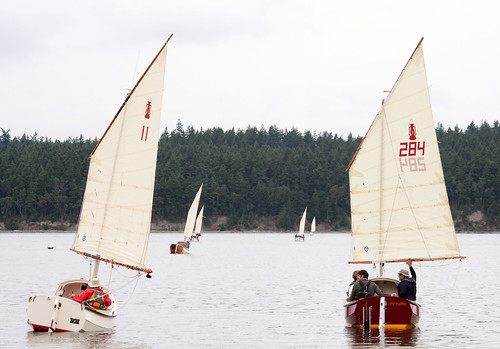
(453, 258, 463, 288)
(377, 101, 406, 260)
(112, 274, 141, 310)
(107, 263, 113, 290)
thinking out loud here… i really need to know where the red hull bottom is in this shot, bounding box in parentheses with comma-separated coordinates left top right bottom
(30, 324, 71, 333)
(345, 296, 420, 329)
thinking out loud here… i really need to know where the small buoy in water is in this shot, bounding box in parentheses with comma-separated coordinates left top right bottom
(47, 244, 54, 249)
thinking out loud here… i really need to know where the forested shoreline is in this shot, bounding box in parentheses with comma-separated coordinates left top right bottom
(0, 120, 498, 232)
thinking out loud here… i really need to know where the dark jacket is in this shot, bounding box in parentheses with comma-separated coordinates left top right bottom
(349, 278, 386, 301)
(397, 266, 417, 301)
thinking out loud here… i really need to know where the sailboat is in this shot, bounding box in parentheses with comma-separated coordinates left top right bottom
(309, 217, 316, 236)
(190, 205, 204, 241)
(26, 35, 173, 332)
(295, 208, 306, 241)
(344, 38, 466, 329)
(170, 184, 203, 254)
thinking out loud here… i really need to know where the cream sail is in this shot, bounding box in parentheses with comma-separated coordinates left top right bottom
(295, 207, 307, 240)
(346, 38, 464, 264)
(344, 38, 465, 330)
(184, 184, 203, 240)
(193, 205, 205, 238)
(71, 40, 169, 272)
(310, 216, 316, 235)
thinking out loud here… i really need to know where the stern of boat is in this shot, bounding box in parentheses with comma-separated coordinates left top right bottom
(27, 280, 117, 332)
(344, 296, 419, 329)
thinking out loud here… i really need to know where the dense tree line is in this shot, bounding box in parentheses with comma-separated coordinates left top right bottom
(0, 121, 498, 231)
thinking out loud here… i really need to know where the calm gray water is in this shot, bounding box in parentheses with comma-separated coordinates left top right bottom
(1, 232, 498, 348)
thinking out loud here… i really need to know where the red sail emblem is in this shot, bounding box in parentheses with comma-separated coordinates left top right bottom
(409, 122, 417, 140)
(144, 101, 152, 119)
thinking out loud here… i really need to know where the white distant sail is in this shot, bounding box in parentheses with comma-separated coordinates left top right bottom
(298, 208, 307, 236)
(347, 40, 462, 263)
(311, 217, 316, 234)
(194, 205, 204, 237)
(72, 40, 169, 271)
(184, 184, 203, 240)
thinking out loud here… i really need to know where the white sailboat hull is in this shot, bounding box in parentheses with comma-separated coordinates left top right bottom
(27, 280, 117, 332)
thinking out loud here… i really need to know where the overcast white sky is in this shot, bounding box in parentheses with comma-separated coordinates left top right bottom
(1, 0, 498, 140)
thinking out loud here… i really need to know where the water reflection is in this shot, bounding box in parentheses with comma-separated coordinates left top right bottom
(345, 327, 420, 348)
(25, 330, 146, 349)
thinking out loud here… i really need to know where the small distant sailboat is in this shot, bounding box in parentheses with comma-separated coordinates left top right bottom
(309, 217, 316, 236)
(170, 184, 203, 254)
(295, 208, 306, 241)
(27, 35, 173, 332)
(344, 38, 466, 329)
(190, 205, 204, 242)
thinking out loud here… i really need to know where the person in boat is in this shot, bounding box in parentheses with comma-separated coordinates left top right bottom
(391, 260, 417, 300)
(71, 278, 112, 309)
(346, 270, 359, 298)
(348, 269, 387, 301)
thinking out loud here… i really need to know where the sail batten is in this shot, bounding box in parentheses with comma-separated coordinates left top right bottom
(72, 38, 172, 272)
(348, 38, 463, 263)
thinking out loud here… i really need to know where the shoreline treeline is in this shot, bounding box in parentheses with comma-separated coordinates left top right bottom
(0, 120, 498, 231)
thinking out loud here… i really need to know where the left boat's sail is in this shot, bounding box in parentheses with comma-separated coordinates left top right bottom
(183, 184, 203, 240)
(298, 208, 307, 236)
(72, 37, 172, 273)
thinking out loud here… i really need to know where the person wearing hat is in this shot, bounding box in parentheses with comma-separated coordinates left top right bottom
(71, 278, 112, 308)
(391, 260, 417, 301)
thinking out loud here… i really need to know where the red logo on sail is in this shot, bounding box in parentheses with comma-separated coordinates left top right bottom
(399, 120, 426, 172)
(409, 122, 416, 140)
(141, 101, 152, 141)
(144, 101, 152, 119)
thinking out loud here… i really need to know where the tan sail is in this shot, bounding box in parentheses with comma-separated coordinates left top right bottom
(184, 184, 203, 239)
(193, 205, 204, 237)
(298, 208, 307, 236)
(72, 38, 171, 272)
(347, 38, 463, 264)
